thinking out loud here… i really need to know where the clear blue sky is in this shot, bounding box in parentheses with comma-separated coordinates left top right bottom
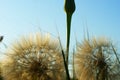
(0, 0, 120, 57)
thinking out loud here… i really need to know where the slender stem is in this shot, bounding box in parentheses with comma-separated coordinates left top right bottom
(66, 13, 72, 65)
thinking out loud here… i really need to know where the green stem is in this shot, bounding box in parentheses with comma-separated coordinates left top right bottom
(66, 13, 72, 65)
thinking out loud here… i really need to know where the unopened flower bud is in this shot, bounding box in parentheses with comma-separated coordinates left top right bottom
(64, 0, 76, 14)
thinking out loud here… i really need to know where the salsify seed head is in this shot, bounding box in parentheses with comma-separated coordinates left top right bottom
(1, 32, 65, 80)
(75, 37, 120, 80)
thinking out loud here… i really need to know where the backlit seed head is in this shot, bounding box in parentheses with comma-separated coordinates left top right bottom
(2, 33, 65, 80)
(75, 37, 120, 80)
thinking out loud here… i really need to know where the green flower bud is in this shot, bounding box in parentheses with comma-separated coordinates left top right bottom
(64, 0, 76, 14)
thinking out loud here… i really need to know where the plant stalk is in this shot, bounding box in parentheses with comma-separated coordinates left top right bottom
(66, 13, 72, 65)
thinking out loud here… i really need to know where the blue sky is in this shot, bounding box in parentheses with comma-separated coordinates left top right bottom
(0, 0, 120, 57)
